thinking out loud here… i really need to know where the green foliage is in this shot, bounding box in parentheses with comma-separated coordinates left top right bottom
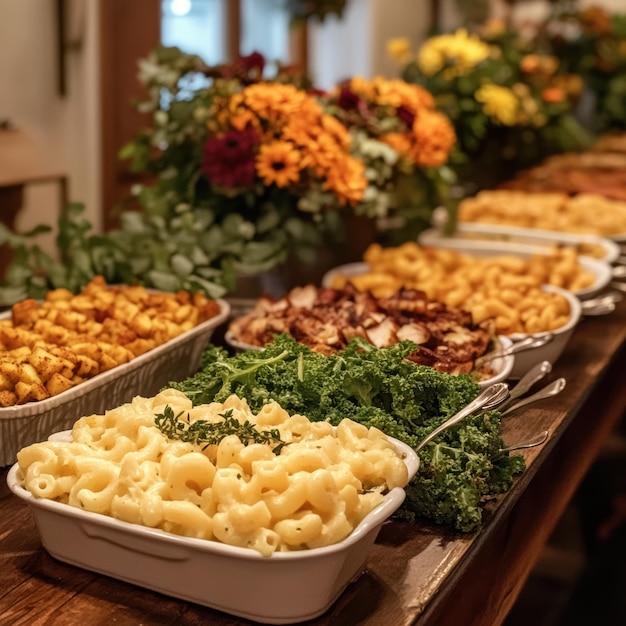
(0, 203, 231, 306)
(396, 27, 593, 191)
(168, 334, 525, 532)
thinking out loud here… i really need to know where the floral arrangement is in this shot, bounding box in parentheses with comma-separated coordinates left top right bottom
(121, 47, 373, 284)
(543, 4, 626, 133)
(323, 76, 457, 238)
(389, 26, 592, 190)
(0, 45, 457, 304)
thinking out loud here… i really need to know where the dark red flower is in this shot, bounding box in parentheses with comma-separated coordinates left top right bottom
(202, 127, 259, 188)
(221, 52, 266, 82)
(336, 87, 361, 111)
(239, 51, 265, 74)
(396, 105, 415, 128)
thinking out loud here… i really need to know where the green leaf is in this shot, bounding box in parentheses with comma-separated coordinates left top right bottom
(171, 253, 194, 277)
(147, 270, 182, 292)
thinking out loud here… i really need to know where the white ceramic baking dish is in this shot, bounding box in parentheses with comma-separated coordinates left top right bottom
(323, 245, 610, 302)
(507, 285, 582, 378)
(322, 266, 581, 379)
(0, 299, 230, 467)
(7, 432, 419, 624)
(419, 224, 621, 264)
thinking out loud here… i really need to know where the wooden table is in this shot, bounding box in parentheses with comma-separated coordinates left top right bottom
(2, 301, 626, 626)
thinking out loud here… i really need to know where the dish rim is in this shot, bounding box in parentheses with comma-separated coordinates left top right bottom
(7, 430, 419, 561)
(0, 297, 231, 419)
(419, 224, 621, 264)
(321, 258, 608, 301)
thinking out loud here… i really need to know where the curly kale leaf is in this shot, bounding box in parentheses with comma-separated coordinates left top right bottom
(168, 334, 525, 532)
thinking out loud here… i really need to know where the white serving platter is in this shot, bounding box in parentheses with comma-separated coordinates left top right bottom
(323, 247, 611, 301)
(0, 299, 230, 466)
(7, 432, 419, 624)
(419, 223, 621, 265)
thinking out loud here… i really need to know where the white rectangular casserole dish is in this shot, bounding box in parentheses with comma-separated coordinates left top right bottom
(0, 298, 230, 466)
(7, 434, 418, 624)
(420, 221, 621, 264)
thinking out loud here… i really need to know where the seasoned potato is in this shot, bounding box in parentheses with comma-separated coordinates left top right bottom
(0, 276, 221, 407)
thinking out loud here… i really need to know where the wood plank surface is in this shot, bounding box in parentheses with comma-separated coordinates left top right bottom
(1, 301, 625, 626)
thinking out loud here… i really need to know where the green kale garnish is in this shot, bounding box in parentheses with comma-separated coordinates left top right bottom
(167, 334, 525, 532)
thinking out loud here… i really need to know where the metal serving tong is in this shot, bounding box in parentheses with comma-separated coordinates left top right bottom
(581, 290, 623, 316)
(414, 383, 509, 453)
(474, 334, 555, 368)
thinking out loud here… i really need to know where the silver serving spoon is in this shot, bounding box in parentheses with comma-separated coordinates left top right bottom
(475, 334, 555, 368)
(497, 360, 552, 412)
(499, 430, 549, 453)
(414, 382, 510, 453)
(581, 291, 622, 316)
(500, 377, 566, 417)
(581, 301, 616, 316)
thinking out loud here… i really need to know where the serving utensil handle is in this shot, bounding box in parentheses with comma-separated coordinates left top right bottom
(414, 382, 509, 453)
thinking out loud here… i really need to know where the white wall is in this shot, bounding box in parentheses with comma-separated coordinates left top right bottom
(309, 0, 434, 88)
(0, 0, 100, 256)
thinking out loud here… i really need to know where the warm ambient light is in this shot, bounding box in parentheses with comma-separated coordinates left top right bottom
(170, 0, 192, 17)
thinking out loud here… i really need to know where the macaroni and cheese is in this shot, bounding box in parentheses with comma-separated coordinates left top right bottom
(17, 389, 409, 556)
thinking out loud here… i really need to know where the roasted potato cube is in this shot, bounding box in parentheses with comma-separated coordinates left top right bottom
(11, 298, 39, 327)
(15, 380, 49, 403)
(0, 390, 17, 407)
(45, 373, 75, 397)
(27, 346, 68, 382)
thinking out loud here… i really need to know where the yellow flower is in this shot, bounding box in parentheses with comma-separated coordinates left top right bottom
(475, 83, 519, 126)
(417, 29, 491, 77)
(387, 38, 412, 63)
(256, 141, 302, 188)
(370, 77, 435, 111)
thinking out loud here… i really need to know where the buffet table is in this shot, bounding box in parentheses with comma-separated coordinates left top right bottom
(1, 300, 626, 626)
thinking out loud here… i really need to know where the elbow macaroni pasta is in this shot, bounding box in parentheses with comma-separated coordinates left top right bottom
(17, 389, 408, 556)
(331, 242, 577, 335)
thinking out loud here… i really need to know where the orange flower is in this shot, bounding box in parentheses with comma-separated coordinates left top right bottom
(411, 111, 456, 168)
(541, 86, 566, 104)
(324, 156, 368, 206)
(379, 132, 413, 157)
(520, 54, 541, 74)
(255, 140, 302, 188)
(372, 77, 435, 111)
(243, 83, 312, 120)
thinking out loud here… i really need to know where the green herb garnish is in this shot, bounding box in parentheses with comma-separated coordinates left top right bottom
(154, 406, 286, 454)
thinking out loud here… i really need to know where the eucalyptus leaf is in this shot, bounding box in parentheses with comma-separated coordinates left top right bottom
(147, 270, 183, 292)
(185, 275, 228, 298)
(171, 253, 195, 277)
